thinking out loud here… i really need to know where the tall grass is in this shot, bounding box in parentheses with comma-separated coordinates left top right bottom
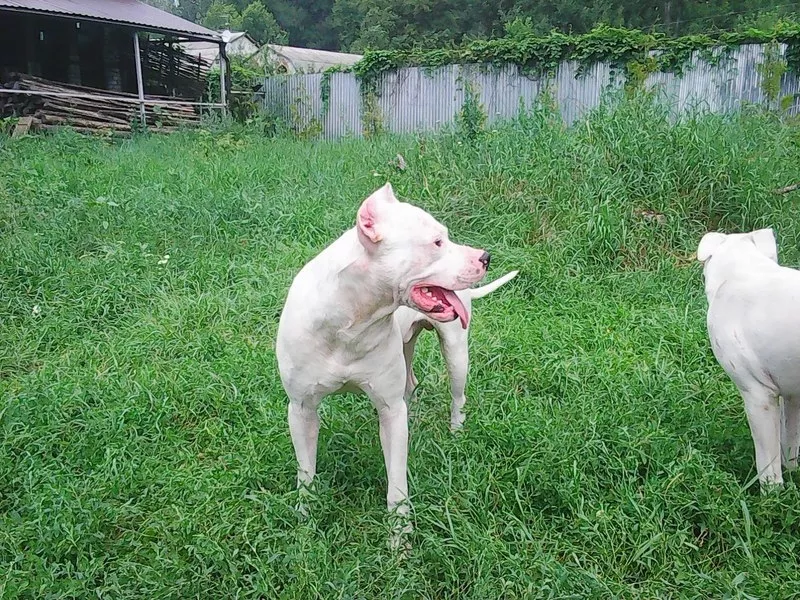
(1, 97, 800, 597)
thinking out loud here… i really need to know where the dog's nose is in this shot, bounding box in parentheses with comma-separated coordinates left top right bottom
(479, 251, 490, 269)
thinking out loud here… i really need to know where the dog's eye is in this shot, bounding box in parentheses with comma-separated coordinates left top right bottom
(434, 239, 443, 247)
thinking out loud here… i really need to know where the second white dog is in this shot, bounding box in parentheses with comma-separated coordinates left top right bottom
(394, 270, 518, 431)
(697, 228, 800, 486)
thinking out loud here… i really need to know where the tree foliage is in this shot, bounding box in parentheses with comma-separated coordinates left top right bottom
(202, 0, 242, 30)
(146, 0, 799, 53)
(200, 0, 287, 43)
(241, 1, 288, 44)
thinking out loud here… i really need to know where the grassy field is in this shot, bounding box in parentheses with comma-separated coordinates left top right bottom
(2, 98, 800, 598)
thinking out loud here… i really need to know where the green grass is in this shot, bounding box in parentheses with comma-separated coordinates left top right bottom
(2, 98, 800, 598)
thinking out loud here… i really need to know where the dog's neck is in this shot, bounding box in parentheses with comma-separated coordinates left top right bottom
(327, 230, 401, 342)
(704, 247, 776, 300)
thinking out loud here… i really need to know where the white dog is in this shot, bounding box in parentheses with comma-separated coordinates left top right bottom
(394, 270, 518, 431)
(276, 183, 489, 540)
(697, 228, 800, 487)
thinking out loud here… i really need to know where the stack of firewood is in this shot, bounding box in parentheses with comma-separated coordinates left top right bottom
(0, 73, 203, 134)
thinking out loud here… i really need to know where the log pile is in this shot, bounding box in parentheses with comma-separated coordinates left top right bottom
(0, 73, 203, 134)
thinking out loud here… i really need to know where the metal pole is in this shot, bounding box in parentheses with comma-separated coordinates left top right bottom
(219, 43, 228, 117)
(132, 32, 146, 125)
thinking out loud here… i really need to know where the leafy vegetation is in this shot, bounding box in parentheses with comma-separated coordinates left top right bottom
(351, 22, 800, 88)
(2, 98, 800, 596)
(206, 55, 278, 125)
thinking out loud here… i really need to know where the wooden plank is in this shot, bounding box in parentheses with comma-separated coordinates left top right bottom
(12, 116, 33, 137)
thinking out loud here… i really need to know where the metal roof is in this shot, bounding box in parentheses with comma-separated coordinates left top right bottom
(264, 44, 362, 73)
(0, 0, 221, 42)
(183, 32, 259, 65)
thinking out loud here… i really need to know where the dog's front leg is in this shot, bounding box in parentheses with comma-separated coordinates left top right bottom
(377, 401, 409, 513)
(377, 399, 413, 552)
(365, 366, 413, 550)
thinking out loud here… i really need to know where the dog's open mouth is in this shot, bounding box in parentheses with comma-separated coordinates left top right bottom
(409, 284, 469, 328)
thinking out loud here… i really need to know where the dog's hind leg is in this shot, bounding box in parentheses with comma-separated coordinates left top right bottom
(403, 325, 424, 401)
(781, 394, 800, 471)
(439, 329, 470, 432)
(742, 386, 783, 487)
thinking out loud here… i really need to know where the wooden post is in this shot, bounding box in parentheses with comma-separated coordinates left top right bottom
(132, 32, 146, 125)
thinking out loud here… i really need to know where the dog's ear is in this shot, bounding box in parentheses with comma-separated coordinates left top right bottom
(697, 232, 727, 262)
(750, 228, 778, 262)
(378, 182, 398, 203)
(357, 196, 381, 246)
(356, 184, 399, 248)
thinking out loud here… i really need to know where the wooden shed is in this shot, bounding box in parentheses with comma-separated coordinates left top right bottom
(0, 0, 230, 133)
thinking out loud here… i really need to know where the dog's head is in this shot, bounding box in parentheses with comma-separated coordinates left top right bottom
(696, 228, 778, 265)
(356, 183, 489, 328)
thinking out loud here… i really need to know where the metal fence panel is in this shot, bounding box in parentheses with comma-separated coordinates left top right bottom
(259, 43, 800, 139)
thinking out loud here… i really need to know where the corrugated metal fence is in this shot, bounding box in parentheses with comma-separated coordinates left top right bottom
(259, 43, 800, 139)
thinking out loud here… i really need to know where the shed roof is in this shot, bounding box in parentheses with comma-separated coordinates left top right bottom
(0, 0, 220, 42)
(264, 44, 362, 72)
(183, 31, 258, 64)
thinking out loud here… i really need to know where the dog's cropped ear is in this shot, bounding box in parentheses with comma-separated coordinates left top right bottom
(374, 182, 398, 204)
(357, 196, 382, 246)
(750, 228, 778, 262)
(696, 232, 727, 262)
(357, 184, 399, 248)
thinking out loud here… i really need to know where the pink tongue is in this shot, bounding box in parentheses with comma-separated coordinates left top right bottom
(442, 289, 469, 329)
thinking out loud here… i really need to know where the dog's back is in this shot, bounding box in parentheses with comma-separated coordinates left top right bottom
(706, 243, 800, 395)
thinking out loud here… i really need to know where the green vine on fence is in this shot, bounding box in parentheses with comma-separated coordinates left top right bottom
(758, 39, 788, 104)
(346, 22, 800, 90)
(320, 64, 351, 116)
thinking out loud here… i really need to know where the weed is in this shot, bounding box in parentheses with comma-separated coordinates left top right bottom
(361, 90, 385, 138)
(758, 40, 788, 107)
(455, 76, 487, 141)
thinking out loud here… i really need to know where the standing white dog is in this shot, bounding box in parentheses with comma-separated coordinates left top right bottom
(276, 183, 489, 540)
(697, 228, 800, 487)
(394, 270, 518, 431)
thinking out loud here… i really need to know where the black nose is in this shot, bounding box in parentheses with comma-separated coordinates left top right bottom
(479, 251, 490, 269)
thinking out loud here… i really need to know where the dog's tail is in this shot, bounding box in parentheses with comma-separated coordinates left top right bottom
(467, 270, 519, 300)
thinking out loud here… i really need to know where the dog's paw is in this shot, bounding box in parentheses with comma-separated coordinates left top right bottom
(450, 412, 466, 432)
(295, 482, 317, 518)
(784, 453, 799, 472)
(295, 501, 310, 518)
(387, 503, 413, 555)
(759, 479, 784, 495)
(388, 518, 413, 557)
